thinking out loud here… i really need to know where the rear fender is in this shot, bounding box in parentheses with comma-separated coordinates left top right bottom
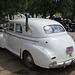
(21, 44, 55, 68)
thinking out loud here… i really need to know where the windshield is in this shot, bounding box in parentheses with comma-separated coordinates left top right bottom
(44, 25, 65, 34)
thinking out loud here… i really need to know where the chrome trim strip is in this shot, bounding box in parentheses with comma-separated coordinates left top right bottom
(5, 32, 38, 42)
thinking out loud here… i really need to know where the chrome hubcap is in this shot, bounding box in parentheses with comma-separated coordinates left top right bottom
(27, 56, 32, 62)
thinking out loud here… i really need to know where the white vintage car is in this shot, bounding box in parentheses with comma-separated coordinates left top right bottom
(0, 17, 75, 69)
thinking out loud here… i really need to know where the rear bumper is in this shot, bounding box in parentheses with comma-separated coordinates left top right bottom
(49, 59, 75, 68)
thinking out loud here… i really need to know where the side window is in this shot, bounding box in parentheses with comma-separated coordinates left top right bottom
(16, 24, 22, 33)
(9, 23, 14, 31)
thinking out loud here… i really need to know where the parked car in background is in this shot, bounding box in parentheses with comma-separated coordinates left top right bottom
(0, 16, 75, 69)
(69, 19, 75, 32)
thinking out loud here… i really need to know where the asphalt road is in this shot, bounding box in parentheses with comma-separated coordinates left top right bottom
(0, 32, 75, 75)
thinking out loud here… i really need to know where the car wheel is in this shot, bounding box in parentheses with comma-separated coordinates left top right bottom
(23, 51, 36, 70)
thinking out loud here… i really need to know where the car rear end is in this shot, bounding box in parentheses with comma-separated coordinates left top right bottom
(43, 24, 75, 68)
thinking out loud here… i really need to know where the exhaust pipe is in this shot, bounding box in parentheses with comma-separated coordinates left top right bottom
(25, 13, 30, 32)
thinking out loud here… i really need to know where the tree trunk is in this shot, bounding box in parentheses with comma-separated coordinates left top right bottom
(36, 14, 38, 18)
(50, 13, 54, 19)
(43, 12, 46, 18)
(12, 15, 14, 20)
(9, 14, 12, 20)
(31, 13, 34, 18)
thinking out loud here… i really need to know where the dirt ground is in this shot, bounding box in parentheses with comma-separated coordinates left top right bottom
(0, 32, 75, 75)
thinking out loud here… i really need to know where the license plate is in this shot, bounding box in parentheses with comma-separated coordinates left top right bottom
(66, 46, 73, 55)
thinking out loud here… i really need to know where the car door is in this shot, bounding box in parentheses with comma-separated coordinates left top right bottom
(13, 24, 22, 56)
(6, 23, 14, 51)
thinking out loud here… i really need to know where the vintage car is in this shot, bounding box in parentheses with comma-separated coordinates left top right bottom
(0, 16, 75, 69)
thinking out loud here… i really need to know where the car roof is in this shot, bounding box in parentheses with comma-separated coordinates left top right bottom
(9, 18, 64, 37)
(9, 18, 61, 26)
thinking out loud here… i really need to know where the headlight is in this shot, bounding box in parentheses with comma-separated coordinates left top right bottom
(44, 26, 53, 34)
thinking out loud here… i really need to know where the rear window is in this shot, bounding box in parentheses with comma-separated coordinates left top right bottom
(44, 25, 65, 34)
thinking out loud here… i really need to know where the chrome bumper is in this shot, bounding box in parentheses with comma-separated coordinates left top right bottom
(49, 59, 75, 68)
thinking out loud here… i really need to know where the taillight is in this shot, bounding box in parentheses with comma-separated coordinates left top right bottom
(45, 41, 48, 44)
(52, 57, 56, 59)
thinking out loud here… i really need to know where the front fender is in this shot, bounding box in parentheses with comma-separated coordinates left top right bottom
(21, 43, 55, 68)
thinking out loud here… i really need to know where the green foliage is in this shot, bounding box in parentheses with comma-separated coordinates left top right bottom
(0, 0, 75, 19)
(57, 0, 73, 18)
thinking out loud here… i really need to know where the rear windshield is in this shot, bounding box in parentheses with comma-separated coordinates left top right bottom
(44, 25, 65, 34)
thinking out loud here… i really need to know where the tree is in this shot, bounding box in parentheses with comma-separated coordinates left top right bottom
(25, 0, 57, 18)
(56, 0, 73, 18)
(0, 0, 74, 20)
(0, 0, 27, 20)
(71, 0, 75, 19)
